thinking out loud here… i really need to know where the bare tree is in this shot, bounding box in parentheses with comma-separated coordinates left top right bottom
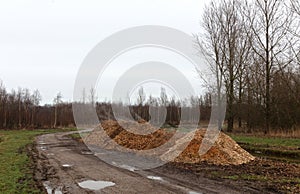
(199, 0, 249, 131)
(31, 90, 42, 126)
(137, 87, 146, 106)
(160, 87, 168, 106)
(17, 88, 23, 128)
(89, 87, 96, 106)
(23, 88, 32, 126)
(53, 92, 62, 128)
(0, 80, 7, 128)
(243, 0, 295, 133)
(82, 88, 86, 104)
(196, 1, 225, 130)
(291, 0, 300, 16)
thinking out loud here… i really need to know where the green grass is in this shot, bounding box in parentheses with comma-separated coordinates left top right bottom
(68, 131, 89, 141)
(222, 175, 239, 180)
(229, 134, 300, 148)
(223, 174, 300, 184)
(0, 129, 75, 194)
(229, 134, 300, 163)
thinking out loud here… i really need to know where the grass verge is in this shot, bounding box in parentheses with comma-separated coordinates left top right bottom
(0, 129, 75, 194)
(229, 134, 300, 163)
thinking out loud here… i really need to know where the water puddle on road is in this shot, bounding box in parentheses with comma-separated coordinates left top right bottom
(147, 176, 163, 181)
(78, 180, 115, 191)
(112, 161, 138, 172)
(40, 146, 47, 151)
(59, 148, 71, 152)
(43, 181, 62, 194)
(189, 191, 202, 194)
(38, 141, 47, 145)
(81, 151, 93, 155)
(119, 164, 137, 172)
(62, 164, 73, 168)
(94, 152, 105, 156)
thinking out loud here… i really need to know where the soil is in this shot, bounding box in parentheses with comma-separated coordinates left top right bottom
(168, 159, 300, 193)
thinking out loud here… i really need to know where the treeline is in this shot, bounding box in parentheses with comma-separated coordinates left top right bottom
(0, 81, 74, 129)
(197, 0, 300, 133)
(1, 77, 300, 132)
(0, 80, 212, 129)
(93, 81, 300, 131)
(90, 89, 213, 126)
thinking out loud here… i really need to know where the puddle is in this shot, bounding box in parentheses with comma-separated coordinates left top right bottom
(189, 191, 202, 194)
(38, 142, 47, 145)
(78, 180, 115, 190)
(60, 149, 71, 152)
(112, 162, 137, 172)
(43, 181, 62, 194)
(62, 164, 73, 168)
(119, 164, 137, 172)
(43, 182, 52, 194)
(94, 153, 105, 156)
(81, 151, 93, 155)
(147, 176, 163, 181)
(47, 153, 55, 156)
(40, 147, 47, 151)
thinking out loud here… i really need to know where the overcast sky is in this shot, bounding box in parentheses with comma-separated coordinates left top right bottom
(0, 0, 207, 104)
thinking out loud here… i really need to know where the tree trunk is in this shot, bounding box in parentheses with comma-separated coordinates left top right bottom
(227, 58, 235, 132)
(265, 2, 270, 135)
(53, 105, 57, 128)
(18, 99, 21, 128)
(31, 107, 35, 128)
(238, 79, 243, 128)
(3, 109, 7, 128)
(227, 92, 234, 132)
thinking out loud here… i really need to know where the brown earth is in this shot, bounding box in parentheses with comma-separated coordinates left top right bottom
(168, 159, 300, 193)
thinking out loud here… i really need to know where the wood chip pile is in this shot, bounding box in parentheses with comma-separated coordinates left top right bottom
(84, 120, 255, 165)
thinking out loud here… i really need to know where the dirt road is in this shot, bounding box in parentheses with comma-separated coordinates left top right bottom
(33, 132, 262, 194)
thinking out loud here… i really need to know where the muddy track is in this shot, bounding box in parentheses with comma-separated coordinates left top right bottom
(32, 131, 265, 194)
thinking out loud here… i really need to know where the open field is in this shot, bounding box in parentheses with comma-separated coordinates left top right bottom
(229, 133, 300, 163)
(0, 129, 75, 194)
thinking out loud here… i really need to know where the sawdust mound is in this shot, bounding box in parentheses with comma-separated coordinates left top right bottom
(84, 120, 254, 165)
(174, 130, 255, 165)
(85, 120, 175, 150)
